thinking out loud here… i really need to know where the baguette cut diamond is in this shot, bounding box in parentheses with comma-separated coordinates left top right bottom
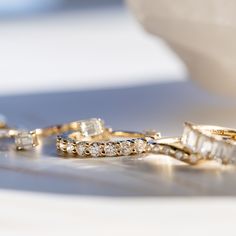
(197, 136, 212, 157)
(185, 130, 198, 151)
(80, 118, 104, 137)
(210, 141, 224, 159)
(15, 131, 38, 150)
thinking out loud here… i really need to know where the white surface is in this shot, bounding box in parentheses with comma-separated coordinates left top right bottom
(0, 6, 234, 236)
(0, 7, 186, 95)
(0, 190, 235, 236)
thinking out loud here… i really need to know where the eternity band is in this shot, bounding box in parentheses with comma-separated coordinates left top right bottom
(149, 137, 201, 164)
(57, 130, 160, 157)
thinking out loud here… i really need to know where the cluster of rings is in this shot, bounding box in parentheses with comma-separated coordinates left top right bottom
(1, 115, 236, 165)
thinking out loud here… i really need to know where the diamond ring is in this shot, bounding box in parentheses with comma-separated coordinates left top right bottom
(15, 118, 106, 150)
(181, 122, 236, 164)
(57, 130, 161, 157)
(149, 137, 200, 164)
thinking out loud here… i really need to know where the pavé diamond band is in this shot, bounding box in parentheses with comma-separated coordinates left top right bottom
(15, 118, 106, 150)
(57, 130, 161, 157)
(149, 137, 200, 164)
(181, 122, 236, 164)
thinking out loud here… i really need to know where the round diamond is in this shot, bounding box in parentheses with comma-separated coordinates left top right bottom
(76, 142, 86, 156)
(105, 143, 116, 156)
(89, 143, 101, 157)
(175, 150, 184, 160)
(162, 146, 171, 155)
(67, 142, 75, 154)
(135, 139, 146, 153)
(59, 141, 67, 151)
(152, 144, 162, 153)
(189, 154, 198, 164)
(120, 141, 132, 156)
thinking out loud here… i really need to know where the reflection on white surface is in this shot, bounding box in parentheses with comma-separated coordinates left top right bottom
(0, 7, 186, 95)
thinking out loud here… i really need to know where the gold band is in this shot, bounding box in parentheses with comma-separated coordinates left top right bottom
(57, 130, 160, 157)
(14, 118, 106, 150)
(181, 122, 236, 164)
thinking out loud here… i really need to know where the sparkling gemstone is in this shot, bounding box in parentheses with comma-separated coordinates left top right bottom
(175, 150, 184, 160)
(162, 146, 171, 155)
(89, 143, 101, 157)
(67, 142, 75, 154)
(189, 154, 198, 164)
(76, 142, 87, 156)
(185, 130, 198, 151)
(120, 141, 132, 156)
(182, 126, 190, 144)
(152, 144, 162, 153)
(15, 131, 37, 150)
(210, 141, 225, 159)
(197, 136, 212, 157)
(134, 139, 146, 153)
(59, 141, 67, 151)
(105, 142, 116, 156)
(80, 118, 104, 137)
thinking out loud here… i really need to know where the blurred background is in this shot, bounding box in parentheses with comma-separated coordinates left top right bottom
(1, 2, 236, 235)
(0, 0, 186, 95)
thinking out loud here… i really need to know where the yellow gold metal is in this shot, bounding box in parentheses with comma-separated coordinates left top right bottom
(13, 118, 106, 151)
(57, 130, 161, 158)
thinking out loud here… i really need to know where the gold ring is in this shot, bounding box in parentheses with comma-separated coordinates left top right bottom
(149, 137, 200, 164)
(15, 118, 106, 150)
(181, 122, 236, 164)
(57, 130, 160, 157)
